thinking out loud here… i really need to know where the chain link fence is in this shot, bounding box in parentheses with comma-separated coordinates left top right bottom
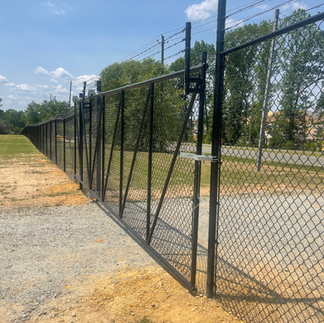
(215, 12, 324, 323)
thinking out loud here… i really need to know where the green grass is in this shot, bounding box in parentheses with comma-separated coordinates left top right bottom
(0, 135, 39, 159)
(57, 140, 324, 196)
(208, 144, 324, 158)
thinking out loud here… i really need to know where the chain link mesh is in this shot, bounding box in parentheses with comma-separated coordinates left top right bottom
(216, 18, 324, 323)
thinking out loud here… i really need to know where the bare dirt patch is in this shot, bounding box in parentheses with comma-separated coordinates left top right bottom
(32, 266, 241, 323)
(0, 154, 89, 210)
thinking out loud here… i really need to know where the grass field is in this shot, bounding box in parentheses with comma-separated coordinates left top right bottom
(0, 135, 39, 159)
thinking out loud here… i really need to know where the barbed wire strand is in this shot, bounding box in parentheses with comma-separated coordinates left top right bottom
(225, 0, 296, 31)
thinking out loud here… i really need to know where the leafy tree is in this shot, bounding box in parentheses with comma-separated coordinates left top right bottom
(2, 109, 26, 134)
(100, 58, 183, 152)
(221, 21, 273, 146)
(25, 99, 69, 125)
(269, 9, 324, 150)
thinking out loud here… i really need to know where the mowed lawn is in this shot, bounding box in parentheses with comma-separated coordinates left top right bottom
(0, 135, 38, 159)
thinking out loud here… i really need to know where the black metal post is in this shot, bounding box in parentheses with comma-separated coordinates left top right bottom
(46, 122, 48, 157)
(185, 22, 191, 95)
(96, 96, 102, 193)
(79, 101, 83, 190)
(147, 83, 154, 242)
(74, 102, 77, 176)
(207, 0, 226, 298)
(120, 91, 125, 216)
(55, 119, 57, 165)
(191, 51, 207, 290)
(89, 98, 92, 188)
(81, 82, 91, 186)
(63, 118, 66, 172)
(49, 121, 52, 162)
(101, 96, 106, 199)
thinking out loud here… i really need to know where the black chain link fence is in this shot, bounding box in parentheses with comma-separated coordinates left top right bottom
(215, 14, 324, 323)
(23, 63, 208, 293)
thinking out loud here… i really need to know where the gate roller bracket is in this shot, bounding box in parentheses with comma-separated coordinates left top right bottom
(179, 152, 217, 162)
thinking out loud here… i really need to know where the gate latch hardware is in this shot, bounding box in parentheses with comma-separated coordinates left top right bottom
(179, 152, 216, 161)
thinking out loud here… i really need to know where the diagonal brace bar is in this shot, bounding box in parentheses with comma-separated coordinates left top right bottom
(120, 88, 151, 219)
(147, 90, 198, 245)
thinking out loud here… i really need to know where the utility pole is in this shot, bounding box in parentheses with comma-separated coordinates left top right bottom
(68, 81, 72, 110)
(256, 9, 279, 171)
(50, 93, 52, 101)
(161, 35, 165, 65)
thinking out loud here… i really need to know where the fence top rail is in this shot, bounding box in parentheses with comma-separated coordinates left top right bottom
(74, 64, 205, 103)
(221, 11, 324, 56)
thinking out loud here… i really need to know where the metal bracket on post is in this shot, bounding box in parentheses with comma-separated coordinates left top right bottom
(179, 152, 217, 162)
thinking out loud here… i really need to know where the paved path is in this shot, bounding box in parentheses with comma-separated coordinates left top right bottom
(201, 145, 324, 166)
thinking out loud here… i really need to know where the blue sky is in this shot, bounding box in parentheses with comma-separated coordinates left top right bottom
(0, 0, 316, 111)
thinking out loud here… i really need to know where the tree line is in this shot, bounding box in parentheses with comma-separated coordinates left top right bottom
(0, 98, 70, 134)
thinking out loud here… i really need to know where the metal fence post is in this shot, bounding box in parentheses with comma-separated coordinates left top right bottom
(147, 83, 154, 242)
(45, 122, 48, 157)
(191, 51, 207, 290)
(74, 102, 77, 177)
(207, 0, 226, 298)
(101, 96, 105, 199)
(89, 97, 92, 188)
(55, 119, 57, 165)
(63, 118, 66, 172)
(185, 22, 191, 95)
(79, 101, 83, 190)
(49, 121, 52, 161)
(96, 96, 101, 194)
(119, 91, 125, 217)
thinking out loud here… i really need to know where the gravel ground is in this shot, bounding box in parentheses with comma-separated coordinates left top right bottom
(0, 203, 155, 323)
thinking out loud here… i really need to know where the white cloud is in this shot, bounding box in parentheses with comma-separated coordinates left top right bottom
(73, 74, 99, 91)
(257, 4, 270, 11)
(185, 0, 218, 20)
(54, 84, 69, 93)
(0, 75, 8, 83)
(5, 83, 49, 93)
(51, 67, 73, 78)
(16, 84, 37, 92)
(43, 1, 67, 16)
(50, 78, 58, 83)
(35, 66, 51, 76)
(282, 1, 307, 11)
(35, 66, 73, 79)
(226, 18, 244, 29)
(8, 95, 14, 99)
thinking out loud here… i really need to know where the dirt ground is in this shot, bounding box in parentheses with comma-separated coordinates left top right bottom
(0, 154, 89, 210)
(0, 150, 241, 322)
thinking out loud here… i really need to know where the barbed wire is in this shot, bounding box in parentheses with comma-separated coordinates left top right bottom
(224, 0, 295, 31)
(164, 28, 185, 41)
(164, 50, 185, 61)
(226, 0, 280, 18)
(119, 36, 160, 62)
